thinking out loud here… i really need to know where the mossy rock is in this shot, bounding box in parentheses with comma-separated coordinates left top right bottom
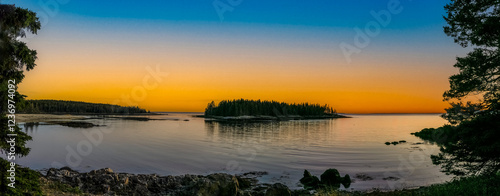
(320, 169, 342, 186)
(300, 169, 352, 191)
(299, 170, 320, 190)
(265, 183, 291, 196)
(342, 174, 351, 188)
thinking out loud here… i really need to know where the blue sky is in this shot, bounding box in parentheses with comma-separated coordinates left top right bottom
(7, 0, 462, 58)
(8, 0, 450, 27)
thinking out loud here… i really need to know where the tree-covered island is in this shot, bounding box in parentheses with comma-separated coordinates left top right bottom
(204, 99, 348, 121)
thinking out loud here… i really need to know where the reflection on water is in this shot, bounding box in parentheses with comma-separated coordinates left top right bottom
(205, 120, 336, 145)
(24, 122, 40, 133)
(202, 115, 452, 190)
(7, 113, 453, 190)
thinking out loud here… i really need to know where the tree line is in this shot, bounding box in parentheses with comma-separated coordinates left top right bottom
(204, 99, 337, 117)
(19, 100, 148, 114)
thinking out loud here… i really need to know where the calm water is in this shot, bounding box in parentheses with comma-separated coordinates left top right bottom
(11, 113, 452, 190)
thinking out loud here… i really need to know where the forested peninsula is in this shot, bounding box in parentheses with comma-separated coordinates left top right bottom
(19, 100, 149, 114)
(204, 99, 348, 121)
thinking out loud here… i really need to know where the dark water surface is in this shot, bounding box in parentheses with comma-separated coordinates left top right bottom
(11, 113, 452, 190)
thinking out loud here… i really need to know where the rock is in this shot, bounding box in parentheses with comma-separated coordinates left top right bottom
(49, 121, 99, 128)
(89, 168, 113, 175)
(342, 174, 351, 188)
(354, 173, 373, 181)
(123, 176, 129, 185)
(300, 169, 352, 190)
(383, 176, 400, 181)
(241, 171, 268, 178)
(320, 169, 342, 186)
(265, 183, 291, 196)
(236, 176, 254, 190)
(175, 173, 240, 196)
(302, 170, 313, 179)
(299, 170, 320, 190)
(207, 173, 239, 196)
(42, 167, 288, 196)
(60, 166, 74, 171)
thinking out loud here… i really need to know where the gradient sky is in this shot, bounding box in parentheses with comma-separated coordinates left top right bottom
(5, 0, 471, 113)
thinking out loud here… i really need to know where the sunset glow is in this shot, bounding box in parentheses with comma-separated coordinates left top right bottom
(9, 0, 470, 113)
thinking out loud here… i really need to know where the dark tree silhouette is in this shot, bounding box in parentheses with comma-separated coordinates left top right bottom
(415, 0, 500, 176)
(442, 0, 500, 124)
(1, 4, 43, 195)
(0, 3, 40, 157)
(19, 99, 148, 114)
(205, 99, 337, 117)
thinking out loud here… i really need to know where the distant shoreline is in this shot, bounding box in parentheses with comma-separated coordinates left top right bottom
(17, 112, 162, 115)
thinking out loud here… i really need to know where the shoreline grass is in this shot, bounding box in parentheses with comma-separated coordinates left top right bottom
(316, 174, 500, 196)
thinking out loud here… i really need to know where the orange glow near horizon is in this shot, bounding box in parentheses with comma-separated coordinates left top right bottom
(18, 33, 458, 114)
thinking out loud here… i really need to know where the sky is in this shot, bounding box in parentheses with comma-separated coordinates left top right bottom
(5, 0, 471, 113)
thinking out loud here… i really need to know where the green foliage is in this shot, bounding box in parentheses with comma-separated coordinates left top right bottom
(444, 0, 500, 48)
(408, 174, 500, 196)
(0, 117, 32, 157)
(441, 102, 485, 125)
(1, 4, 42, 194)
(442, 0, 500, 123)
(46, 181, 83, 194)
(19, 99, 148, 114)
(0, 4, 40, 155)
(0, 158, 43, 196)
(415, 113, 500, 176)
(312, 174, 500, 195)
(412, 125, 457, 144)
(414, 0, 500, 177)
(0, 4, 41, 83)
(205, 99, 337, 117)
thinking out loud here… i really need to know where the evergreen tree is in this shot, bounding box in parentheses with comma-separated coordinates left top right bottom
(204, 99, 338, 117)
(415, 0, 500, 176)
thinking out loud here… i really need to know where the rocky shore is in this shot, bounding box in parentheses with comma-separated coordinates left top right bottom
(41, 167, 304, 196)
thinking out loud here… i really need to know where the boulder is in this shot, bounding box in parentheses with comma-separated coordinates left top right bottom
(265, 183, 291, 196)
(299, 170, 320, 190)
(320, 168, 342, 186)
(182, 173, 239, 196)
(300, 168, 351, 190)
(342, 174, 351, 188)
(42, 167, 286, 196)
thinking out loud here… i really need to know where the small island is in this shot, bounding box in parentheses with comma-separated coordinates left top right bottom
(203, 99, 349, 122)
